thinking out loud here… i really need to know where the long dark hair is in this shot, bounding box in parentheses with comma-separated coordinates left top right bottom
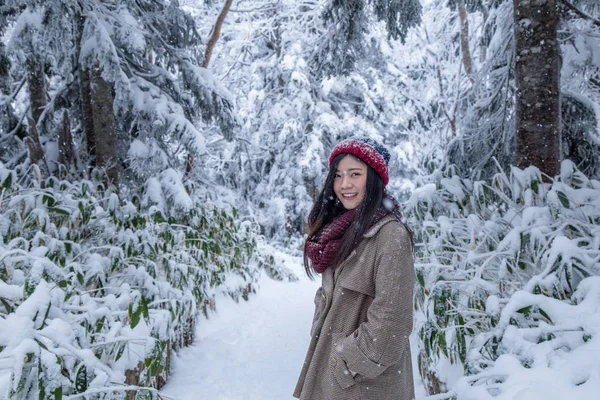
(303, 153, 388, 278)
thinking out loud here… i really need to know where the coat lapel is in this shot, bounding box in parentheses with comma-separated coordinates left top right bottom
(325, 215, 396, 295)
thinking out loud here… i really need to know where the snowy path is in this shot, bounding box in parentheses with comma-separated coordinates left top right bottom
(160, 256, 426, 400)
(160, 273, 318, 400)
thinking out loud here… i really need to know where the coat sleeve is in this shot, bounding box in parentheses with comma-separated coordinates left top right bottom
(310, 286, 324, 337)
(339, 223, 415, 379)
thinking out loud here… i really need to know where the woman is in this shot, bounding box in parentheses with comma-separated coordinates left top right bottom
(293, 137, 415, 400)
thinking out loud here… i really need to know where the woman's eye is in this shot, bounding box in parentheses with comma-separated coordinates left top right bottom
(352, 173, 361, 177)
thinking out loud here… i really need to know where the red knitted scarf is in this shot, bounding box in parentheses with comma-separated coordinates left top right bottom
(306, 207, 388, 274)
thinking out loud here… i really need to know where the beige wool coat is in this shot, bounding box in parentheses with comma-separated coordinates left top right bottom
(294, 214, 415, 400)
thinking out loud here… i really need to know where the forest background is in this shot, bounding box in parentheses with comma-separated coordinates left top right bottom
(1, 0, 600, 398)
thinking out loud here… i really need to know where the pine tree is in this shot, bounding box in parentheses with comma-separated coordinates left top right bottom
(314, 0, 423, 76)
(3, 0, 235, 201)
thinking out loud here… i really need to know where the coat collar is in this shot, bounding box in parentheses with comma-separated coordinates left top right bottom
(363, 214, 397, 238)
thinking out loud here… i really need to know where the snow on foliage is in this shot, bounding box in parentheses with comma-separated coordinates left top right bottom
(2, 0, 235, 206)
(0, 167, 262, 399)
(407, 160, 600, 398)
(183, 0, 426, 240)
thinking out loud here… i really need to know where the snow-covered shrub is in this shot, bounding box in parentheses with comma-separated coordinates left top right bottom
(451, 276, 600, 400)
(0, 166, 261, 399)
(407, 160, 600, 397)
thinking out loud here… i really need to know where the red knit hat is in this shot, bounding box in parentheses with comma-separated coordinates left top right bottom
(328, 137, 391, 186)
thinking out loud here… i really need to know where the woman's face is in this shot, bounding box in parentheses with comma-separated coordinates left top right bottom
(333, 155, 368, 210)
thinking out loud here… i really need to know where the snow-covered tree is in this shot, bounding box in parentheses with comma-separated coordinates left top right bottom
(314, 0, 423, 77)
(187, 0, 427, 239)
(3, 0, 235, 202)
(559, 0, 600, 178)
(0, 1, 263, 397)
(0, 4, 25, 142)
(445, 0, 600, 180)
(446, 0, 516, 179)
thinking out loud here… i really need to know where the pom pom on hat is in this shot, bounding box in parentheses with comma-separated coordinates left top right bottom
(328, 137, 391, 185)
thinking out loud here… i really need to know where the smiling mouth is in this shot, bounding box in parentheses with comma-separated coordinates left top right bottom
(342, 193, 358, 199)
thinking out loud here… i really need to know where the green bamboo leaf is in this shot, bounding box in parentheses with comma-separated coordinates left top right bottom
(556, 191, 570, 208)
(75, 365, 87, 393)
(153, 212, 164, 223)
(48, 207, 70, 216)
(150, 360, 160, 376)
(416, 270, 425, 288)
(438, 331, 448, 358)
(54, 385, 62, 400)
(0, 298, 13, 314)
(38, 301, 52, 329)
(115, 344, 125, 362)
(517, 305, 532, 315)
(538, 308, 553, 324)
(530, 179, 539, 194)
(129, 302, 141, 329)
(42, 194, 56, 207)
(38, 378, 45, 400)
(2, 172, 12, 189)
(34, 338, 49, 351)
(141, 296, 150, 320)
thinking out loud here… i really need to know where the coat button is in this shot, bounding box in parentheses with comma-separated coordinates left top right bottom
(322, 294, 327, 300)
(331, 357, 337, 366)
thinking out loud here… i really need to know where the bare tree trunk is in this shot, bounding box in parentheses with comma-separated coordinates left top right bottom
(203, 0, 233, 68)
(124, 361, 144, 400)
(480, 6, 489, 63)
(435, 65, 457, 138)
(80, 67, 96, 165)
(59, 109, 75, 167)
(0, 41, 15, 137)
(27, 59, 46, 127)
(513, 0, 561, 178)
(77, 16, 96, 166)
(26, 57, 49, 177)
(458, 0, 474, 82)
(90, 66, 118, 188)
(185, 152, 195, 175)
(424, 24, 457, 139)
(186, 0, 233, 176)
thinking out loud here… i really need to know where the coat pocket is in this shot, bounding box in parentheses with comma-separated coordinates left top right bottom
(331, 332, 358, 389)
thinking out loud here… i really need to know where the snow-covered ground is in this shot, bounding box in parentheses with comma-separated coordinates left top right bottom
(160, 249, 426, 400)
(160, 273, 317, 400)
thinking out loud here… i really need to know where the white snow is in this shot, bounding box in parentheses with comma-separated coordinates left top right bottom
(160, 249, 427, 400)
(160, 261, 318, 400)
